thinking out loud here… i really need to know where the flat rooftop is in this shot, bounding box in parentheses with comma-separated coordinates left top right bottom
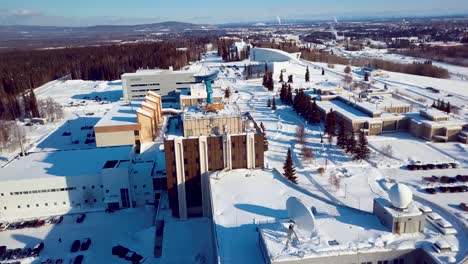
(94, 102, 138, 128)
(179, 83, 224, 100)
(317, 99, 370, 122)
(182, 104, 241, 120)
(122, 69, 195, 77)
(0, 146, 132, 182)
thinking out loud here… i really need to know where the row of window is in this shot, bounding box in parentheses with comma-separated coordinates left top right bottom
(131, 88, 161, 93)
(360, 259, 404, 264)
(130, 83, 160, 87)
(6, 187, 77, 196)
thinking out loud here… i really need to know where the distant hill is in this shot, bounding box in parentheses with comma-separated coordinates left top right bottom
(0, 21, 214, 35)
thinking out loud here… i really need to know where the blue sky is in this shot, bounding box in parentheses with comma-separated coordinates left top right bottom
(0, 0, 467, 26)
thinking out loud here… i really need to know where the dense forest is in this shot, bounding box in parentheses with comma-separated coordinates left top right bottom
(391, 44, 468, 67)
(0, 40, 206, 120)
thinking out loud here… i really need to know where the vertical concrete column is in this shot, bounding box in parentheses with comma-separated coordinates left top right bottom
(223, 134, 232, 170)
(246, 133, 256, 169)
(174, 138, 187, 219)
(198, 136, 211, 217)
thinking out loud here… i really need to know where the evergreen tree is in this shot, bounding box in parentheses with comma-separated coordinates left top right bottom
(280, 83, 287, 102)
(264, 63, 268, 73)
(364, 72, 369, 82)
(345, 130, 357, 153)
(324, 109, 336, 137)
(286, 85, 293, 105)
(267, 98, 271, 107)
(224, 87, 231, 99)
(288, 75, 293, 83)
(262, 74, 267, 87)
(28, 89, 40, 118)
(354, 131, 370, 161)
(283, 148, 297, 184)
(336, 121, 347, 149)
(272, 97, 277, 110)
(279, 71, 284, 83)
(431, 100, 436, 108)
(309, 99, 321, 124)
(446, 101, 451, 113)
(321, 68, 325, 75)
(305, 66, 310, 82)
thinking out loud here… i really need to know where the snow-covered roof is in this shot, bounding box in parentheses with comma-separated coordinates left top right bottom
(122, 69, 195, 77)
(0, 146, 132, 181)
(182, 104, 241, 120)
(316, 100, 371, 122)
(179, 83, 224, 100)
(94, 102, 138, 128)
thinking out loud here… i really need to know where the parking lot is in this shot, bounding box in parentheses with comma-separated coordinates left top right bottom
(0, 208, 155, 264)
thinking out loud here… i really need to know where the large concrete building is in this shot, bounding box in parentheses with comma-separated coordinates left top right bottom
(121, 68, 201, 103)
(0, 146, 158, 221)
(164, 107, 265, 219)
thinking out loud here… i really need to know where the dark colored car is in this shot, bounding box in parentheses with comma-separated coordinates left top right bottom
(129, 253, 143, 263)
(12, 248, 21, 259)
(455, 175, 468, 182)
(436, 164, 445, 169)
(425, 188, 436, 194)
(53, 215, 63, 224)
(35, 220, 45, 228)
(112, 245, 130, 258)
(449, 163, 458, 168)
(438, 186, 448, 193)
(423, 177, 437, 183)
(460, 203, 468, 211)
(427, 164, 436, 170)
(76, 214, 86, 224)
(459, 186, 468, 192)
(0, 249, 13, 261)
(20, 248, 31, 258)
(81, 238, 91, 251)
(74, 255, 84, 264)
(407, 164, 416, 170)
(448, 186, 459, 193)
(0, 245, 6, 255)
(421, 164, 429, 170)
(71, 240, 81, 253)
(32, 242, 44, 257)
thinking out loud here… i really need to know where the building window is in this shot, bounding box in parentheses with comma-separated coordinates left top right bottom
(36, 204, 39, 207)
(134, 185, 137, 189)
(92, 185, 95, 189)
(85, 200, 88, 203)
(143, 185, 146, 188)
(83, 186, 86, 190)
(100, 185, 103, 188)
(63, 202, 66, 205)
(3, 207, 6, 210)
(134, 130, 140, 136)
(18, 205, 21, 209)
(45, 203, 48, 206)
(106, 190, 110, 193)
(27, 205, 30, 208)
(54, 202, 57, 206)
(93, 199, 97, 202)
(1, 193, 3, 196)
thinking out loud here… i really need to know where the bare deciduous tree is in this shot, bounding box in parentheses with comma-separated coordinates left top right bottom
(328, 173, 341, 190)
(381, 144, 394, 157)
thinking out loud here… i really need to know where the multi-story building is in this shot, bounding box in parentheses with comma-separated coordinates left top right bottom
(164, 105, 265, 219)
(121, 68, 201, 103)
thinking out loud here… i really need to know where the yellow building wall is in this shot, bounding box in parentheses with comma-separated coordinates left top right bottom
(95, 131, 135, 147)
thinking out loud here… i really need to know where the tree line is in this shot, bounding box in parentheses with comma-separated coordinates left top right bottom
(0, 40, 205, 120)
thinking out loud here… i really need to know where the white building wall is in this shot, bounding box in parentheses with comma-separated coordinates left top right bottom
(122, 71, 198, 102)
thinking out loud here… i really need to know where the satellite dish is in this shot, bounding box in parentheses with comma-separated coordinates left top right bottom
(286, 197, 316, 232)
(388, 183, 413, 209)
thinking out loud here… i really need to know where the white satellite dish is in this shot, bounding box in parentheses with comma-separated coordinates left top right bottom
(286, 197, 316, 233)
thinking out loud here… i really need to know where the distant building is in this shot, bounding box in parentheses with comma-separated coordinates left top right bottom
(121, 68, 201, 103)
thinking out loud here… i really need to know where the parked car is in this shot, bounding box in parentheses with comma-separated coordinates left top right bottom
(35, 220, 45, 228)
(40, 258, 52, 264)
(460, 203, 468, 211)
(423, 177, 437, 183)
(0, 245, 6, 255)
(425, 188, 436, 194)
(449, 163, 458, 168)
(71, 240, 81, 253)
(455, 175, 468, 182)
(73, 255, 84, 264)
(112, 245, 130, 258)
(55, 258, 63, 264)
(438, 186, 448, 193)
(81, 238, 91, 251)
(12, 248, 21, 259)
(0, 249, 13, 261)
(76, 214, 86, 223)
(53, 215, 63, 224)
(0, 222, 10, 231)
(20, 248, 31, 258)
(32, 242, 44, 257)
